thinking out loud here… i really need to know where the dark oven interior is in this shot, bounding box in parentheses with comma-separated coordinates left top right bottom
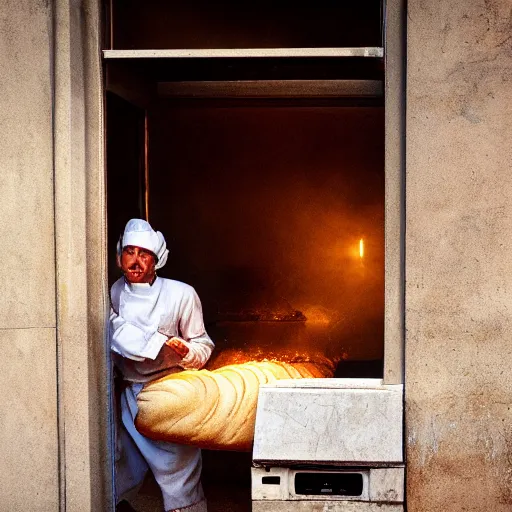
(106, 0, 385, 380)
(108, 95, 384, 378)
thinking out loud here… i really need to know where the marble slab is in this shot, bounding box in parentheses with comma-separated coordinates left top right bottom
(253, 383, 403, 464)
(369, 468, 404, 503)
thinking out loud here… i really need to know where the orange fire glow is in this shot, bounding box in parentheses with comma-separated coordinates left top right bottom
(359, 238, 364, 259)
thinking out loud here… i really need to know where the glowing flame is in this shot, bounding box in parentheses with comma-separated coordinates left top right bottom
(359, 238, 364, 259)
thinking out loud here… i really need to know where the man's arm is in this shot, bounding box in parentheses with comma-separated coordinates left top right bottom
(172, 287, 214, 370)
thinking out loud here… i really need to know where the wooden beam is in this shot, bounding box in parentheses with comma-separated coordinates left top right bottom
(103, 47, 384, 59)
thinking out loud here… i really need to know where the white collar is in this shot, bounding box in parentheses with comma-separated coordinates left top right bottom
(124, 275, 162, 296)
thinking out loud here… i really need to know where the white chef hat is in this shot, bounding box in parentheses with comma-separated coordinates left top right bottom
(117, 218, 169, 270)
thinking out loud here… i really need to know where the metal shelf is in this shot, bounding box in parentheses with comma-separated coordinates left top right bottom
(157, 79, 382, 98)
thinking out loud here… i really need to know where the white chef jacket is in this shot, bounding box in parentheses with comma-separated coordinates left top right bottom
(110, 276, 213, 511)
(110, 276, 214, 382)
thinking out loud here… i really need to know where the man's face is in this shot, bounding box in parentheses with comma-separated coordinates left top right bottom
(119, 245, 157, 284)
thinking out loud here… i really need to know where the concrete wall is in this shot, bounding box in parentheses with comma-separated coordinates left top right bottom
(0, 1, 58, 510)
(406, 1, 512, 510)
(0, 1, 108, 511)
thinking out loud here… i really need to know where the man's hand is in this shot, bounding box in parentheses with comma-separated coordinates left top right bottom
(165, 337, 190, 358)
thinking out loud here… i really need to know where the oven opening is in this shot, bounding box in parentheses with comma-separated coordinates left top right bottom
(108, 96, 384, 376)
(105, 4, 386, 511)
(107, 92, 384, 512)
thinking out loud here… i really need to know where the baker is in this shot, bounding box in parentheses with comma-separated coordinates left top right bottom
(111, 218, 214, 512)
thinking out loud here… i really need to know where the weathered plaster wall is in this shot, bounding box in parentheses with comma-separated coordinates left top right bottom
(0, 1, 58, 510)
(406, 1, 512, 510)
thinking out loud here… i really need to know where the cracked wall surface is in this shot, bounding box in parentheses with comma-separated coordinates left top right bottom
(406, 0, 512, 510)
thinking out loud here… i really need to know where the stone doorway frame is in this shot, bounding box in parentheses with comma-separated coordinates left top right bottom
(53, 1, 113, 510)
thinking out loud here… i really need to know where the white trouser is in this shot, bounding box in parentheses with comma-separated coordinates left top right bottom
(117, 383, 206, 512)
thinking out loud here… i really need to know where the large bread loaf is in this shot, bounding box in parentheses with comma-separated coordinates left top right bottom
(135, 360, 334, 451)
